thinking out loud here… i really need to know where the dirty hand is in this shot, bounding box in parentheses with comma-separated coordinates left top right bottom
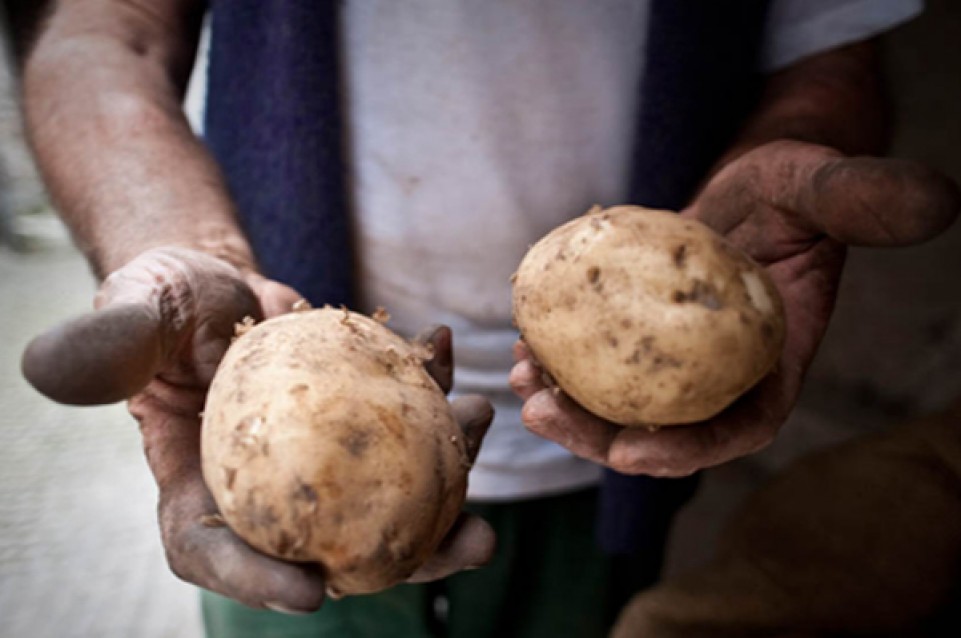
(22, 247, 494, 612)
(511, 140, 960, 477)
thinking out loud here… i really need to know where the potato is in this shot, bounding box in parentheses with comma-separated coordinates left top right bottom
(512, 205, 785, 427)
(201, 306, 469, 597)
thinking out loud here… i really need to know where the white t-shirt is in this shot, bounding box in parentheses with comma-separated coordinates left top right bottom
(184, 0, 922, 502)
(339, 0, 921, 501)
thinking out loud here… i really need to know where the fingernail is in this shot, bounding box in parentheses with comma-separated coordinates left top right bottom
(264, 601, 312, 616)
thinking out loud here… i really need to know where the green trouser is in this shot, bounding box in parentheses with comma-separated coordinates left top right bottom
(202, 488, 661, 638)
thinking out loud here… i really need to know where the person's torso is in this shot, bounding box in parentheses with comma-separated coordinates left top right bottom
(342, 0, 652, 499)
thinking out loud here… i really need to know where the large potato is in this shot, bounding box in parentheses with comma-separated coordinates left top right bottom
(201, 307, 469, 597)
(513, 205, 785, 427)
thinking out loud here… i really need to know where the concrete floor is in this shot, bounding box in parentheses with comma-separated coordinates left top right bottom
(1, 2, 960, 637)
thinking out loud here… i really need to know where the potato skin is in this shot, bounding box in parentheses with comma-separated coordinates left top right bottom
(513, 205, 785, 427)
(201, 308, 468, 596)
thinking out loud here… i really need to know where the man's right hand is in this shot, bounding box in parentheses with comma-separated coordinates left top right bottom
(21, 247, 494, 613)
(22, 247, 333, 612)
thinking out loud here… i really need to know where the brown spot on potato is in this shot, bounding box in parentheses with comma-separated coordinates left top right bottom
(294, 483, 318, 504)
(320, 477, 344, 501)
(381, 522, 399, 543)
(339, 428, 372, 458)
(223, 467, 237, 490)
(672, 244, 688, 268)
(231, 415, 266, 452)
(289, 383, 309, 395)
(373, 405, 408, 443)
(244, 501, 279, 529)
(275, 530, 293, 555)
(650, 354, 682, 372)
(398, 471, 414, 495)
(673, 279, 722, 310)
(587, 266, 600, 284)
(605, 333, 619, 348)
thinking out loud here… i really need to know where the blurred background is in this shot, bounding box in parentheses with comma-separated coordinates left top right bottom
(0, 2, 959, 637)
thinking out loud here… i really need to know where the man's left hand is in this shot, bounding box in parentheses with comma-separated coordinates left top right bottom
(511, 140, 960, 476)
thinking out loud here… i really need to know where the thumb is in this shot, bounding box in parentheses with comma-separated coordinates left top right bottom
(799, 153, 961, 246)
(451, 394, 494, 464)
(413, 324, 454, 394)
(22, 303, 165, 405)
(705, 141, 961, 247)
(21, 247, 262, 406)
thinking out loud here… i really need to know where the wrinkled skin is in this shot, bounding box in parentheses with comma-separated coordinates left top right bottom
(511, 141, 961, 477)
(22, 247, 495, 613)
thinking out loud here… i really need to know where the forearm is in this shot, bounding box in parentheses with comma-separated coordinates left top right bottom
(23, 1, 256, 279)
(712, 40, 888, 174)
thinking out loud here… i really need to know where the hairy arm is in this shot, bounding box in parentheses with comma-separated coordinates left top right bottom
(19, 3, 497, 608)
(22, 0, 256, 278)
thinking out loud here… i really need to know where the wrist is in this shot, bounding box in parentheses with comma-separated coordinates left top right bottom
(89, 223, 259, 281)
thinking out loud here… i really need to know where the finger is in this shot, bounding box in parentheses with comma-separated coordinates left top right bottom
(450, 394, 494, 463)
(606, 377, 786, 477)
(133, 389, 327, 612)
(508, 358, 547, 401)
(715, 141, 961, 246)
(161, 478, 327, 612)
(22, 247, 264, 405)
(414, 325, 453, 394)
(510, 339, 560, 402)
(244, 273, 303, 319)
(512, 339, 534, 363)
(164, 485, 328, 612)
(802, 154, 960, 246)
(21, 303, 164, 405)
(407, 513, 496, 583)
(521, 389, 619, 467)
(521, 380, 784, 477)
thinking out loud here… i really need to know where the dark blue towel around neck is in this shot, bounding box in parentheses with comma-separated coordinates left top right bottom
(204, 0, 770, 561)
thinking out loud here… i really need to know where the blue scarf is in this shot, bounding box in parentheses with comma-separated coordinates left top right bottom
(204, 0, 770, 565)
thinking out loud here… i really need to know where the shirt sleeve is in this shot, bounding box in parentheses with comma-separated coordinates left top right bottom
(761, 0, 923, 71)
